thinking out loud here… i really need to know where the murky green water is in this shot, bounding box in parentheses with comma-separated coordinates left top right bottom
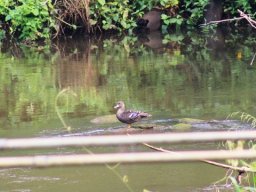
(0, 29, 256, 191)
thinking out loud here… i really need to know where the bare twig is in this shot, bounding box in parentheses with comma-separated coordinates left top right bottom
(200, 17, 243, 26)
(201, 9, 256, 29)
(250, 52, 256, 66)
(238, 9, 256, 29)
(55, 16, 77, 28)
(143, 143, 254, 173)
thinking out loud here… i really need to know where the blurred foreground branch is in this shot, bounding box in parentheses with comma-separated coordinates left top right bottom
(0, 131, 255, 168)
(0, 150, 256, 168)
(1, 131, 256, 149)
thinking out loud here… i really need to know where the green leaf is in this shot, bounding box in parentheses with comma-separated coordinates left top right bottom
(32, 9, 39, 16)
(121, 20, 127, 28)
(5, 15, 11, 21)
(89, 19, 97, 25)
(122, 175, 129, 183)
(97, 0, 105, 6)
(161, 14, 169, 20)
(253, 175, 256, 185)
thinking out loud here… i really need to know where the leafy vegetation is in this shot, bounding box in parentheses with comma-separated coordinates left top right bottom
(60, 0, 178, 33)
(0, 0, 55, 41)
(224, 1, 256, 16)
(224, 112, 256, 191)
(1, 0, 256, 41)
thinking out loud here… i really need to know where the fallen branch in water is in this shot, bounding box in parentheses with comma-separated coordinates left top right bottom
(201, 9, 256, 29)
(143, 143, 254, 173)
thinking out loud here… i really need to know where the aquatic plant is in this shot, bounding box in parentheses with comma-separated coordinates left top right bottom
(228, 112, 256, 128)
(226, 112, 256, 191)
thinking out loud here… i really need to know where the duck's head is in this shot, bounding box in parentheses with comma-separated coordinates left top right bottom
(114, 101, 125, 110)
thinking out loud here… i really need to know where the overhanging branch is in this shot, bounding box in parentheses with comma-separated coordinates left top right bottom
(201, 9, 256, 29)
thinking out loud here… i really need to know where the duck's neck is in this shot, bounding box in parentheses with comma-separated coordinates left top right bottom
(117, 107, 125, 115)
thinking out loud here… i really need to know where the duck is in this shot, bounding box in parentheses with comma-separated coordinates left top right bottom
(114, 101, 152, 128)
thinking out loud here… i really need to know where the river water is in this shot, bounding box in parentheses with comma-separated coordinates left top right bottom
(0, 29, 256, 191)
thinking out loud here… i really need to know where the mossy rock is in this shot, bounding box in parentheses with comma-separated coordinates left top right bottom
(91, 114, 118, 124)
(110, 127, 145, 133)
(133, 123, 171, 130)
(109, 123, 168, 133)
(178, 118, 205, 124)
(172, 123, 192, 130)
(132, 123, 155, 129)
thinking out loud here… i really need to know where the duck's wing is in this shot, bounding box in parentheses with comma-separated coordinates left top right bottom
(127, 110, 151, 121)
(127, 111, 141, 120)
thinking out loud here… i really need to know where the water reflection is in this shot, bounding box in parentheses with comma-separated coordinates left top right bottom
(138, 31, 164, 50)
(0, 30, 256, 131)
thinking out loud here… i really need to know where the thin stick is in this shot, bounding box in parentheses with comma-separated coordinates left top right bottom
(55, 88, 71, 130)
(250, 52, 256, 66)
(143, 143, 254, 173)
(201, 9, 256, 29)
(200, 17, 243, 26)
(238, 10, 256, 29)
(55, 16, 77, 28)
(1, 131, 256, 149)
(1, 150, 256, 168)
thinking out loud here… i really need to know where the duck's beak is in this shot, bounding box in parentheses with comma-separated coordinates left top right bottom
(114, 104, 119, 109)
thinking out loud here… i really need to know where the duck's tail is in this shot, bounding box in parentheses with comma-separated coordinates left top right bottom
(139, 112, 152, 118)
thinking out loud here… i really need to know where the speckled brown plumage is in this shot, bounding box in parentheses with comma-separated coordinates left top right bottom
(114, 101, 151, 128)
